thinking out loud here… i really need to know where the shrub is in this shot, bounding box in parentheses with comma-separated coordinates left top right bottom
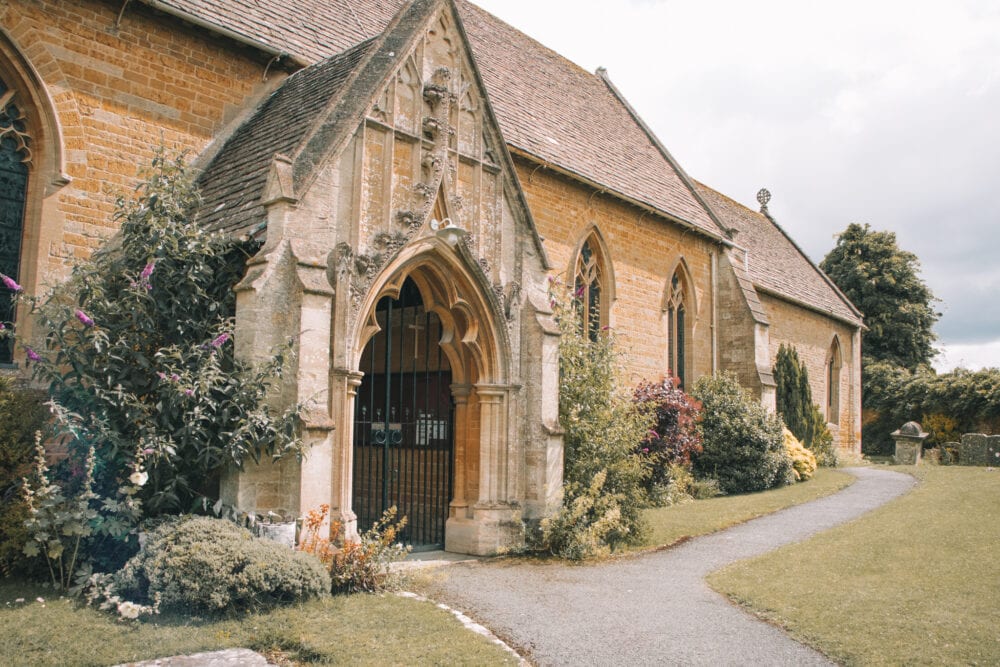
(114, 516, 329, 613)
(690, 373, 792, 494)
(655, 463, 722, 506)
(299, 504, 411, 594)
(633, 377, 702, 494)
(1, 150, 303, 515)
(783, 428, 817, 482)
(539, 285, 651, 558)
(774, 344, 836, 465)
(0, 378, 49, 576)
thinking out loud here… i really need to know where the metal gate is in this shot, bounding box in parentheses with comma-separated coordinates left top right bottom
(352, 278, 453, 549)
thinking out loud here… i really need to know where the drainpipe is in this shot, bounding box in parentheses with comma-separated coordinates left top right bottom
(711, 248, 718, 373)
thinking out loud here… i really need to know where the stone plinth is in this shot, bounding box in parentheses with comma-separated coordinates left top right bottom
(892, 421, 928, 465)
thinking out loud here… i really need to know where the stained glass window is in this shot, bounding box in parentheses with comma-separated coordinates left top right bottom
(0, 78, 30, 364)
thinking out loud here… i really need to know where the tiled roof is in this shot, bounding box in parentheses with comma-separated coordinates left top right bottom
(198, 40, 374, 235)
(146, 0, 725, 237)
(695, 183, 863, 326)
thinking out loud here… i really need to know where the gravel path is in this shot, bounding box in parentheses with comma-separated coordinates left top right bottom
(423, 467, 915, 666)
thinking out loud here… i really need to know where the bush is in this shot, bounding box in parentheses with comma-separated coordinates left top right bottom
(1, 150, 303, 515)
(114, 516, 329, 613)
(690, 373, 792, 494)
(783, 428, 817, 482)
(539, 285, 651, 559)
(0, 378, 49, 576)
(633, 377, 702, 494)
(774, 344, 836, 465)
(299, 504, 411, 594)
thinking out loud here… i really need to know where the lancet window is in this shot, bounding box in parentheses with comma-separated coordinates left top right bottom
(827, 337, 842, 423)
(574, 238, 604, 341)
(0, 77, 30, 365)
(665, 271, 687, 387)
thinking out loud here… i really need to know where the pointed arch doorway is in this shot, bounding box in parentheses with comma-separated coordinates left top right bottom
(352, 277, 454, 549)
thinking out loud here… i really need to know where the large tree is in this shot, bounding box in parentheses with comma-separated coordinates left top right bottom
(820, 223, 939, 370)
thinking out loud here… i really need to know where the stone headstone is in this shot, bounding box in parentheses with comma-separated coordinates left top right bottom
(988, 435, 1000, 466)
(891, 421, 928, 465)
(959, 433, 989, 466)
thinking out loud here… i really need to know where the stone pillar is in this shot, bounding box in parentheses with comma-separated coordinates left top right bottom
(449, 383, 472, 518)
(327, 369, 363, 539)
(891, 421, 928, 465)
(445, 383, 524, 555)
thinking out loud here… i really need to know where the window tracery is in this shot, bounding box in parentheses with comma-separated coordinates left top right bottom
(574, 238, 603, 341)
(665, 271, 686, 387)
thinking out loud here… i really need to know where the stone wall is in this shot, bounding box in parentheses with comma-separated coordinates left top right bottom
(759, 292, 861, 453)
(2, 0, 284, 357)
(516, 157, 718, 386)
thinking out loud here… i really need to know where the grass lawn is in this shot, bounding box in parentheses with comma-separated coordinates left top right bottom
(709, 466, 1000, 665)
(635, 467, 855, 550)
(0, 580, 516, 667)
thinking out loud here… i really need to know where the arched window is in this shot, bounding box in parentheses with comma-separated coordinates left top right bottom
(0, 76, 30, 365)
(574, 238, 604, 341)
(665, 271, 687, 387)
(826, 337, 842, 423)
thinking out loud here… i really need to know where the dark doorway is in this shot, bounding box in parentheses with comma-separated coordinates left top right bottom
(352, 278, 453, 549)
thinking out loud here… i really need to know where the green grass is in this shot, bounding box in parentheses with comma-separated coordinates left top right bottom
(0, 581, 516, 667)
(709, 466, 1000, 665)
(635, 468, 855, 550)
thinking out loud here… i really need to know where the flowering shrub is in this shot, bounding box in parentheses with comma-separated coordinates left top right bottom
(114, 515, 330, 613)
(0, 378, 49, 577)
(0, 149, 302, 516)
(690, 372, 792, 494)
(783, 428, 817, 482)
(539, 284, 651, 559)
(633, 377, 702, 495)
(299, 504, 411, 594)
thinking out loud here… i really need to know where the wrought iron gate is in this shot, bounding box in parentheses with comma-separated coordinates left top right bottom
(352, 279, 453, 549)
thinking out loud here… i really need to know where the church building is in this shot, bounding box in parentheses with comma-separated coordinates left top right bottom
(0, 0, 863, 554)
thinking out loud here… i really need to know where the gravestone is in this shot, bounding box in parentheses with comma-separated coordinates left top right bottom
(959, 433, 989, 466)
(891, 421, 928, 465)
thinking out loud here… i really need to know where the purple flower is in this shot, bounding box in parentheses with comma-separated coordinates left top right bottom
(0, 322, 5, 330)
(573, 284, 586, 298)
(140, 263, 155, 280)
(210, 333, 230, 349)
(142, 448, 155, 456)
(184, 388, 194, 397)
(1, 274, 22, 292)
(25, 347, 40, 362)
(170, 373, 180, 382)
(75, 310, 95, 327)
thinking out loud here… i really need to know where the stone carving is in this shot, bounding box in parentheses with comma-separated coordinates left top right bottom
(422, 67, 452, 108)
(422, 116, 444, 140)
(395, 209, 421, 228)
(503, 281, 521, 321)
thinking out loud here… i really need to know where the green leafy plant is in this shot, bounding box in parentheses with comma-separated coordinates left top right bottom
(114, 515, 330, 613)
(539, 284, 651, 559)
(1, 149, 303, 515)
(691, 372, 792, 495)
(773, 344, 837, 466)
(21, 434, 99, 590)
(0, 377, 49, 576)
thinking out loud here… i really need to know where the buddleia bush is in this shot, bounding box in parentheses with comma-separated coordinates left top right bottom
(690, 372, 791, 494)
(114, 516, 330, 613)
(1, 149, 303, 516)
(539, 285, 651, 559)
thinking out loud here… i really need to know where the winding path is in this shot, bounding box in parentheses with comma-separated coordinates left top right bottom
(424, 467, 915, 666)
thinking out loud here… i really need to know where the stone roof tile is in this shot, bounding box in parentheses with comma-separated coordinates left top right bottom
(197, 40, 374, 235)
(695, 182, 862, 326)
(147, 0, 724, 237)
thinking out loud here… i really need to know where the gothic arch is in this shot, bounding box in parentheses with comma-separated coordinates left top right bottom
(661, 257, 697, 386)
(826, 335, 843, 424)
(569, 224, 616, 337)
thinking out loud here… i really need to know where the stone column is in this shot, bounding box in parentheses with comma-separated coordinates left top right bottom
(449, 383, 472, 518)
(327, 369, 364, 540)
(475, 384, 507, 508)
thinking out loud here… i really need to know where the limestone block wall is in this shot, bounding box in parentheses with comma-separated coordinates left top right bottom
(516, 158, 717, 387)
(2, 0, 281, 306)
(759, 292, 862, 453)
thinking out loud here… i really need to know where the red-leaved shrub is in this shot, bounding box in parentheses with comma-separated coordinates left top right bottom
(633, 377, 702, 489)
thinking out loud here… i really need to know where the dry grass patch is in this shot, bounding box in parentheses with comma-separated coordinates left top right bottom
(636, 468, 855, 550)
(709, 466, 1000, 665)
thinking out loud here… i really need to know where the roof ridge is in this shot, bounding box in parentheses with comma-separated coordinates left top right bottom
(597, 71, 731, 243)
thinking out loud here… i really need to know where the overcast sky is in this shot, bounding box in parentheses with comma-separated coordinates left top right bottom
(472, 0, 1000, 372)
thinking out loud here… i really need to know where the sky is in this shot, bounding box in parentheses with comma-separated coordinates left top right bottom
(471, 0, 1000, 372)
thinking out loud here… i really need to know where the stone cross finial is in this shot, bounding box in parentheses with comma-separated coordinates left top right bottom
(756, 188, 771, 214)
